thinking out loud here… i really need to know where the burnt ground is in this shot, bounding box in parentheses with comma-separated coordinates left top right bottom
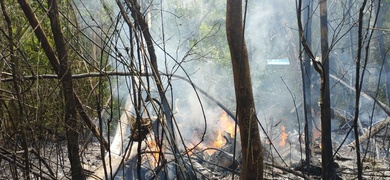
(1, 126, 390, 179)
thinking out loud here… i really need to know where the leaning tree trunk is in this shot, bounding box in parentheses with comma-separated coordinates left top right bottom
(226, 0, 263, 179)
(47, 0, 84, 179)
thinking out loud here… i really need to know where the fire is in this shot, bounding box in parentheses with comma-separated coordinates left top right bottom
(187, 111, 238, 156)
(147, 140, 160, 167)
(219, 111, 238, 138)
(207, 131, 226, 155)
(212, 131, 226, 148)
(279, 126, 288, 146)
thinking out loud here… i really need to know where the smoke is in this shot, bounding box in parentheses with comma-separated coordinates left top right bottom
(71, 0, 390, 168)
(70, 0, 304, 150)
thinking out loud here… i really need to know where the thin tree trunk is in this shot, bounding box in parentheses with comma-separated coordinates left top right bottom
(354, 1, 368, 179)
(46, 0, 84, 179)
(319, 0, 335, 179)
(347, 0, 356, 118)
(301, 0, 313, 170)
(226, 0, 263, 179)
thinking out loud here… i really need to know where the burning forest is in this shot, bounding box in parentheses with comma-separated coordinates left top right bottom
(1, 0, 390, 179)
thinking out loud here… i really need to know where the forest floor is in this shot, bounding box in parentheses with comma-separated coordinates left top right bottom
(262, 127, 390, 180)
(1, 128, 390, 179)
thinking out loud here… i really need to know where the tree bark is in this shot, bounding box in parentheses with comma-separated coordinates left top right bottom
(354, 1, 368, 179)
(319, 0, 335, 179)
(46, 0, 85, 179)
(226, 0, 263, 179)
(301, 0, 313, 170)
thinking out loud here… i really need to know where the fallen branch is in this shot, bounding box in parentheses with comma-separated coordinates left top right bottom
(330, 74, 390, 115)
(330, 74, 390, 147)
(347, 117, 390, 147)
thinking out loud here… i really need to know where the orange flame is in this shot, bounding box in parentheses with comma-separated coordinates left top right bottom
(279, 126, 288, 146)
(219, 111, 238, 138)
(147, 140, 160, 167)
(208, 131, 226, 155)
(188, 111, 238, 156)
(212, 131, 226, 148)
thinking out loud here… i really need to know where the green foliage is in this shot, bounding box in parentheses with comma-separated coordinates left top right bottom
(0, 0, 111, 142)
(158, 0, 231, 67)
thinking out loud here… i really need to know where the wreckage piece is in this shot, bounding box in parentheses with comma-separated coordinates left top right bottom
(87, 99, 148, 179)
(129, 117, 152, 142)
(88, 139, 148, 180)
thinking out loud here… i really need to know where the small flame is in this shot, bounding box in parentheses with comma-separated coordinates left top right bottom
(279, 126, 288, 146)
(188, 111, 238, 156)
(147, 140, 160, 167)
(212, 131, 226, 148)
(219, 111, 238, 138)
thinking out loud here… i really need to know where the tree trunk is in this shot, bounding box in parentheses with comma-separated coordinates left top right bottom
(226, 0, 263, 179)
(301, 0, 313, 170)
(319, 0, 335, 179)
(347, 0, 356, 117)
(354, 1, 368, 179)
(47, 0, 84, 179)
